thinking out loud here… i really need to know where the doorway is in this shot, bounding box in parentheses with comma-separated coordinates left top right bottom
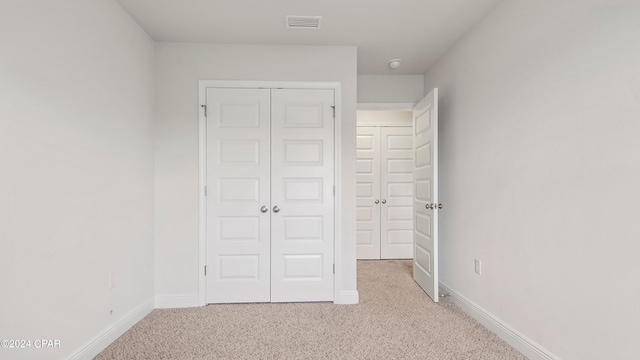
(356, 110, 414, 260)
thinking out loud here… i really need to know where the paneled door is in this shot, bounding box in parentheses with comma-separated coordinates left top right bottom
(205, 87, 335, 303)
(380, 127, 414, 259)
(356, 126, 413, 260)
(205, 88, 272, 303)
(270, 89, 335, 302)
(356, 127, 381, 259)
(413, 88, 439, 302)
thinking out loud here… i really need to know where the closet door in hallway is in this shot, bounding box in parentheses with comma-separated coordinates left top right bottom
(357, 126, 413, 259)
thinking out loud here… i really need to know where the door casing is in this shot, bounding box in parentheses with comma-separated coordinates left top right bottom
(198, 80, 343, 306)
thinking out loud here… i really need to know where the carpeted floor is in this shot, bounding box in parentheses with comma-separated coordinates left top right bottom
(96, 260, 526, 359)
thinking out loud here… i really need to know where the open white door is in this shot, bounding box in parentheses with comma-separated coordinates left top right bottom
(413, 88, 439, 302)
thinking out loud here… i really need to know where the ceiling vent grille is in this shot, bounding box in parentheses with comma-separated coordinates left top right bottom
(285, 15, 322, 29)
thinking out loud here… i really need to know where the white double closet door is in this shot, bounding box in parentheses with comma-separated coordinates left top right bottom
(205, 87, 335, 303)
(357, 126, 414, 259)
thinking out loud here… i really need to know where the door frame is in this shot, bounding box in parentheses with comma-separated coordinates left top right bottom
(355, 106, 415, 261)
(197, 80, 342, 306)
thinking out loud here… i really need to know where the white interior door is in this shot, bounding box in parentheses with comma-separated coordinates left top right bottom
(413, 88, 439, 302)
(206, 88, 271, 303)
(270, 89, 335, 302)
(380, 126, 414, 259)
(356, 127, 381, 259)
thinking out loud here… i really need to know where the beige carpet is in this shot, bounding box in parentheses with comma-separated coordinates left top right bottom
(96, 260, 526, 359)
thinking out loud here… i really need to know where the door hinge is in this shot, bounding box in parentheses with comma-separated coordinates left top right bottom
(333, 264, 335, 274)
(330, 105, 335, 118)
(201, 104, 207, 117)
(204, 265, 207, 276)
(333, 185, 335, 196)
(204, 186, 207, 196)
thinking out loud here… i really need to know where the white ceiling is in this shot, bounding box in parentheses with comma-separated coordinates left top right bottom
(115, 0, 501, 75)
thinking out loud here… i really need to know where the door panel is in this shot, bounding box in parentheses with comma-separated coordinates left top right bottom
(270, 89, 335, 302)
(413, 89, 439, 302)
(206, 88, 271, 303)
(356, 127, 381, 259)
(380, 126, 414, 259)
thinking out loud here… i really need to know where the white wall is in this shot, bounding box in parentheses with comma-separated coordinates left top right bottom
(154, 43, 358, 304)
(424, 1, 640, 359)
(357, 75, 424, 104)
(0, 1, 155, 359)
(356, 111, 413, 127)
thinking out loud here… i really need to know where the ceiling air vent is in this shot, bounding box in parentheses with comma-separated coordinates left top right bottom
(285, 15, 322, 29)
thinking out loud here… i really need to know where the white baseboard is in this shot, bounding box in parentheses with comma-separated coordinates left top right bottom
(335, 290, 359, 304)
(69, 298, 153, 360)
(440, 283, 560, 360)
(155, 294, 200, 308)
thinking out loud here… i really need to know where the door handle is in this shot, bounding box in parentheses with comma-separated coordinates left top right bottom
(381, 199, 387, 204)
(438, 203, 443, 209)
(425, 203, 433, 210)
(273, 206, 280, 213)
(374, 200, 380, 204)
(260, 206, 268, 213)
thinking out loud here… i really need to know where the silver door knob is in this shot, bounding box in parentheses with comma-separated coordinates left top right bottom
(260, 206, 268, 213)
(374, 200, 380, 204)
(438, 203, 443, 209)
(273, 206, 280, 213)
(381, 199, 387, 204)
(425, 203, 433, 210)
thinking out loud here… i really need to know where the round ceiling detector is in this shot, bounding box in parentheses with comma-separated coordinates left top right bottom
(388, 59, 402, 69)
